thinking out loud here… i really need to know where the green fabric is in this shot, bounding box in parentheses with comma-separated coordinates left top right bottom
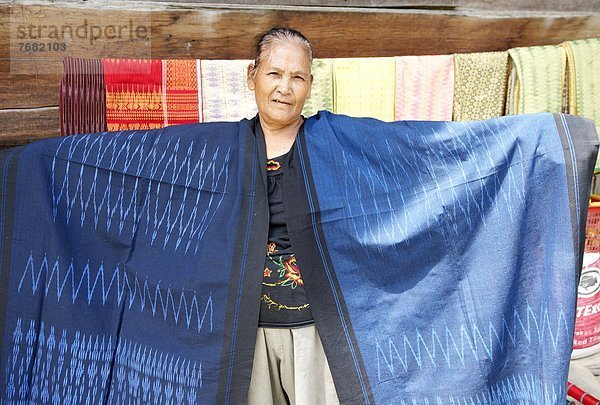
(563, 38, 600, 170)
(507, 45, 566, 114)
(302, 59, 333, 117)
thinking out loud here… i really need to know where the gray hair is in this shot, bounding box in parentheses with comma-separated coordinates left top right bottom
(251, 27, 313, 75)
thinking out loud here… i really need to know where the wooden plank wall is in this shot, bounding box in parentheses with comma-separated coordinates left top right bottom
(1, 1, 599, 146)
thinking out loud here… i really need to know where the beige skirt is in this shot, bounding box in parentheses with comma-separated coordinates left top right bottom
(247, 325, 340, 405)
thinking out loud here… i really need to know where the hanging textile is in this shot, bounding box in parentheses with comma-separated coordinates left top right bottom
(0, 111, 596, 403)
(103, 59, 202, 131)
(506, 45, 566, 115)
(302, 58, 334, 117)
(163, 59, 202, 126)
(103, 58, 164, 131)
(201, 59, 258, 122)
(453, 51, 509, 121)
(394, 54, 454, 121)
(60, 57, 107, 136)
(562, 38, 600, 169)
(333, 58, 396, 122)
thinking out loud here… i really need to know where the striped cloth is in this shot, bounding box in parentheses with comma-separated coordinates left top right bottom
(333, 57, 396, 122)
(201, 60, 258, 122)
(562, 38, 600, 169)
(453, 52, 509, 121)
(60, 57, 107, 136)
(302, 58, 333, 118)
(395, 55, 454, 121)
(506, 45, 566, 115)
(163, 59, 202, 125)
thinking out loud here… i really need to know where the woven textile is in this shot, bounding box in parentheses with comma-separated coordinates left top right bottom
(60, 57, 107, 136)
(333, 57, 395, 122)
(395, 55, 454, 121)
(201, 59, 258, 122)
(507, 45, 566, 115)
(453, 51, 509, 121)
(163, 59, 202, 125)
(562, 38, 600, 125)
(302, 58, 333, 117)
(563, 38, 600, 169)
(0, 112, 597, 403)
(103, 59, 164, 131)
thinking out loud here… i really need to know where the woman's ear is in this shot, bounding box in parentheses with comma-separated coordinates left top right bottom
(306, 74, 314, 99)
(247, 64, 256, 91)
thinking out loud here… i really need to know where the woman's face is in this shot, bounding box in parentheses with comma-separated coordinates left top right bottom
(247, 40, 312, 129)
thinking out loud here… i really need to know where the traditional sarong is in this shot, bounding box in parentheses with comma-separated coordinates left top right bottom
(562, 38, 600, 169)
(507, 45, 566, 115)
(103, 58, 164, 131)
(453, 51, 509, 121)
(302, 58, 334, 117)
(59, 57, 107, 136)
(333, 58, 396, 122)
(163, 59, 202, 126)
(0, 112, 597, 403)
(394, 55, 454, 121)
(200, 59, 258, 122)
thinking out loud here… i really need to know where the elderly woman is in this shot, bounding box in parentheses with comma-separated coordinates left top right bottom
(0, 24, 593, 405)
(245, 27, 340, 404)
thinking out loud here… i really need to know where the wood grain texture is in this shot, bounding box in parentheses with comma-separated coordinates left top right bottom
(1, 3, 599, 145)
(21, 1, 600, 13)
(0, 108, 60, 147)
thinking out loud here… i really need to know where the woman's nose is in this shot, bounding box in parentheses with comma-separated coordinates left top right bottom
(277, 76, 292, 94)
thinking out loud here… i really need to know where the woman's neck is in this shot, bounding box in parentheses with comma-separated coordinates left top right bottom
(261, 116, 303, 159)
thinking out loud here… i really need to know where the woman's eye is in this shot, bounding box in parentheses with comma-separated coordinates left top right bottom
(267, 72, 280, 76)
(294, 76, 305, 81)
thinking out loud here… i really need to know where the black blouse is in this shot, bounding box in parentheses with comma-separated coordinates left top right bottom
(257, 148, 314, 328)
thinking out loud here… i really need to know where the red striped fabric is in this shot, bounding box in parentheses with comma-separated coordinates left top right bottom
(60, 57, 107, 136)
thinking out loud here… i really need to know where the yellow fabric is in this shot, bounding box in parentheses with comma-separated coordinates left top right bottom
(452, 51, 509, 121)
(302, 59, 334, 118)
(562, 38, 600, 169)
(333, 58, 395, 122)
(507, 45, 566, 115)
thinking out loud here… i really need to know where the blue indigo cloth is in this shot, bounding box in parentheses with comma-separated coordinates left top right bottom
(0, 112, 597, 404)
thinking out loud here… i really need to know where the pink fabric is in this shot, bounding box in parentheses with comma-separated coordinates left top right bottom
(394, 55, 454, 121)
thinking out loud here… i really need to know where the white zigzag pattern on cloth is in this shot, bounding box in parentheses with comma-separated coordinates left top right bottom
(5, 319, 203, 404)
(50, 131, 231, 254)
(394, 374, 564, 404)
(375, 302, 570, 379)
(18, 254, 213, 333)
(343, 120, 527, 255)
